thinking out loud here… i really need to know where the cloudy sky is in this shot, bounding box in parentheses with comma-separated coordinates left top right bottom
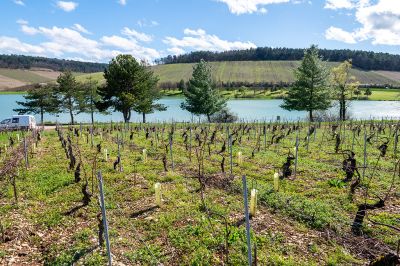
(1, 0, 399, 63)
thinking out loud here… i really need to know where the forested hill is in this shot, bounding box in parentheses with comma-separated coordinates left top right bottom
(158, 47, 400, 72)
(0, 54, 108, 73)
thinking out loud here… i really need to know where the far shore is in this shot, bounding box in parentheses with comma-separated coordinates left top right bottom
(2, 87, 399, 101)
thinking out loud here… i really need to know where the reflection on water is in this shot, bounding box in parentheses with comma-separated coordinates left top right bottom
(0, 95, 399, 123)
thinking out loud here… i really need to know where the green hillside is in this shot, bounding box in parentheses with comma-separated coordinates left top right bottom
(0, 68, 52, 84)
(78, 61, 400, 86)
(2, 61, 400, 95)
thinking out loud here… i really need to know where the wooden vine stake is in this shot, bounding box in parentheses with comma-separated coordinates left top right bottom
(104, 149, 108, 162)
(237, 151, 243, 166)
(249, 189, 258, 217)
(142, 149, 147, 163)
(241, 175, 252, 266)
(97, 171, 112, 266)
(273, 172, 279, 192)
(169, 134, 174, 172)
(154, 182, 162, 206)
(294, 135, 299, 178)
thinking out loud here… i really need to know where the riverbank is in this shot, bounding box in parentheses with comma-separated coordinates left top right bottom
(2, 87, 400, 100)
(163, 88, 400, 101)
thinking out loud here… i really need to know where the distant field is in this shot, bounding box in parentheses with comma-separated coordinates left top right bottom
(2, 61, 400, 92)
(79, 61, 400, 86)
(0, 68, 52, 83)
(0, 69, 83, 91)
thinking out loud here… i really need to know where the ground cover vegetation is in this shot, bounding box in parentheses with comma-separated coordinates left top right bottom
(0, 119, 399, 265)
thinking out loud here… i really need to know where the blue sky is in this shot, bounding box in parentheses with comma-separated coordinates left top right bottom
(1, 0, 399, 63)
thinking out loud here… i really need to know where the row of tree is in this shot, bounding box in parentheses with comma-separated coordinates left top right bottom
(15, 47, 368, 124)
(158, 47, 400, 71)
(282, 45, 368, 121)
(0, 54, 107, 73)
(14, 55, 228, 124)
(14, 56, 165, 124)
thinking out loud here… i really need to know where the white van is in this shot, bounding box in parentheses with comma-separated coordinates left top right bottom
(0, 115, 36, 130)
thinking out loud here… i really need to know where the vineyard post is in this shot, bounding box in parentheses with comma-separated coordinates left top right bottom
(241, 175, 252, 266)
(362, 128, 367, 179)
(23, 136, 29, 169)
(229, 132, 233, 175)
(394, 123, 399, 157)
(342, 120, 346, 145)
(306, 123, 310, 152)
(90, 127, 94, 148)
(189, 126, 192, 162)
(294, 132, 299, 178)
(97, 171, 112, 266)
(169, 133, 174, 171)
(263, 123, 267, 151)
(118, 134, 122, 172)
(313, 123, 317, 141)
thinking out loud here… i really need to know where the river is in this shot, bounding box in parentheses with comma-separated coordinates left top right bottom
(0, 94, 399, 123)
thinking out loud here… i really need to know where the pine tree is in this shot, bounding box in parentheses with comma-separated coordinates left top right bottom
(78, 76, 103, 125)
(133, 63, 166, 123)
(14, 84, 60, 126)
(56, 70, 80, 124)
(281, 45, 330, 122)
(181, 59, 226, 122)
(98, 55, 165, 123)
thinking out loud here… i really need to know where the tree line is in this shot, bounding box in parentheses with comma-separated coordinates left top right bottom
(14, 55, 164, 125)
(14, 55, 234, 124)
(157, 47, 400, 71)
(0, 54, 107, 73)
(14, 47, 376, 124)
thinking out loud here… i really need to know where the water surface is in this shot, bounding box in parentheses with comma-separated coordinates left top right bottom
(1, 95, 399, 123)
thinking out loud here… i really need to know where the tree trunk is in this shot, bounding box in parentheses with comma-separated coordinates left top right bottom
(123, 109, 131, 123)
(207, 114, 211, 123)
(340, 95, 346, 121)
(70, 109, 74, 125)
(309, 110, 313, 122)
(342, 102, 346, 121)
(68, 96, 74, 125)
(142, 112, 146, 123)
(40, 108, 44, 127)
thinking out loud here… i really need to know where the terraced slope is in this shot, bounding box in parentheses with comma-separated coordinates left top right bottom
(79, 61, 400, 86)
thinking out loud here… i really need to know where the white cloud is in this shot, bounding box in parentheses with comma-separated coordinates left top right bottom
(324, 0, 354, 10)
(21, 24, 39, 35)
(6, 22, 160, 63)
(163, 28, 256, 54)
(183, 28, 206, 36)
(325, 26, 356, 43)
(216, 0, 290, 15)
(137, 19, 159, 28)
(118, 0, 127, 5)
(56, 1, 78, 12)
(325, 0, 400, 45)
(16, 19, 28, 25)
(13, 0, 25, 6)
(167, 47, 185, 55)
(122, 27, 153, 42)
(72, 24, 91, 34)
(102, 35, 160, 61)
(0, 36, 44, 54)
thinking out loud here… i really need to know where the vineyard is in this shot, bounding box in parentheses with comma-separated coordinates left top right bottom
(0, 121, 399, 265)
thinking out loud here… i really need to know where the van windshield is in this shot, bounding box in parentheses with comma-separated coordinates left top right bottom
(1, 119, 10, 124)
